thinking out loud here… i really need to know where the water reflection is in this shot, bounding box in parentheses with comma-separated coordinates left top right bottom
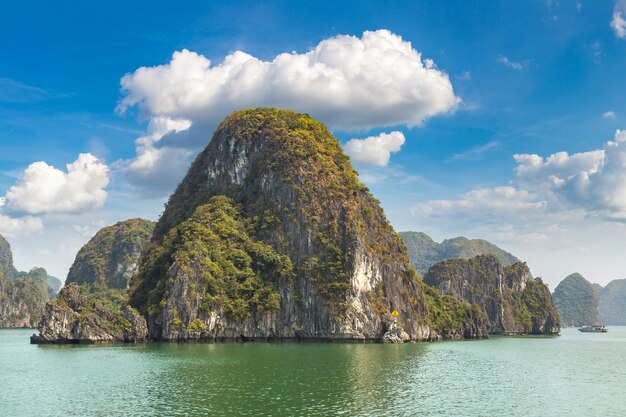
(144, 342, 428, 416)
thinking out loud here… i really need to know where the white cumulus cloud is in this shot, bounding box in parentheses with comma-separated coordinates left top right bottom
(121, 117, 194, 197)
(0, 215, 43, 237)
(612, 0, 626, 39)
(2, 153, 110, 215)
(118, 30, 459, 131)
(415, 130, 626, 222)
(116, 30, 459, 196)
(411, 186, 547, 217)
(513, 130, 626, 218)
(343, 131, 405, 167)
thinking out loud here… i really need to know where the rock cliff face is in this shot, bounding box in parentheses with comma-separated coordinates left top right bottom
(130, 108, 487, 342)
(424, 254, 560, 334)
(0, 270, 47, 327)
(0, 235, 15, 279)
(598, 279, 626, 325)
(32, 220, 154, 343)
(553, 273, 599, 326)
(0, 235, 51, 328)
(31, 283, 147, 344)
(67, 219, 155, 289)
(399, 232, 519, 276)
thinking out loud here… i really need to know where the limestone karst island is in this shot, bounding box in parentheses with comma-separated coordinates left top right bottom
(2, 1, 626, 416)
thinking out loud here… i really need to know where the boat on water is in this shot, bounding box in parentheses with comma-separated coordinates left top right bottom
(578, 325, 608, 333)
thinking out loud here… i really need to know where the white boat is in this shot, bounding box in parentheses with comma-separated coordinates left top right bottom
(578, 325, 608, 333)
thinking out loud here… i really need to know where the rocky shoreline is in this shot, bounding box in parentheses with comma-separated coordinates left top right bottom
(30, 284, 147, 344)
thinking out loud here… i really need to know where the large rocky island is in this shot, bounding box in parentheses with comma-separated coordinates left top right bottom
(32, 108, 562, 344)
(129, 108, 491, 342)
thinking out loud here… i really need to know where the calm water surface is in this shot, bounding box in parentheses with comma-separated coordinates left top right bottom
(1, 327, 625, 416)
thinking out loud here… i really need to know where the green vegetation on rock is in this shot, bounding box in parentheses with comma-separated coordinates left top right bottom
(56, 283, 129, 322)
(0, 269, 49, 327)
(424, 254, 560, 334)
(400, 232, 519, 276)
(148, 109, 406, 312)
(32, 282, 147, 344)
(0, 234, 16, 280)
(132, 195, 292, 322)
(553, 273, 599, 326)
(520, 278, 559, 333)
(67, 218, 154, 289)
(421, 284, 486, 337)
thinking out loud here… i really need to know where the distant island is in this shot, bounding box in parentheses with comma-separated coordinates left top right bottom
(0, 235, 60, 328)
(553, 272, 626, 326)
(30, 108, 561, 344)
(399, 232, 519, 276)
(553, 273, 600, 327)
(598, 279, 626, 325)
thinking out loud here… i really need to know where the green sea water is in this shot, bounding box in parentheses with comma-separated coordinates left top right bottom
(1, 327, 625, 416)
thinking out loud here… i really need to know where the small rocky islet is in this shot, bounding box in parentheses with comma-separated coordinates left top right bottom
(424, 255, 559, 334)
(29, 219, 154, 343)
(27, 108, 560, 344)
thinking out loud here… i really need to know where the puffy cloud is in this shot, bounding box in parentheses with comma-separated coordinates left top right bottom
(411, 186, 547, 218)
(513, 130, 626, 218)
(416, 130, 626, 222)
(0, 215, 43, 237)
(612, 1, 626, 39)
(118, 30, 459, 131)
(2, 153, 109, 215)
(513, 149, 605, 196)
(343, 131, 405, 167)
(121, 117, 194, 197)
(116, 30, 459, 196)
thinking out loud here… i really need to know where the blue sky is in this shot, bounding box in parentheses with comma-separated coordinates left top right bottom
(1, 0, 626, 286)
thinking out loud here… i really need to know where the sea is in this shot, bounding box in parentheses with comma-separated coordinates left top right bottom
(1, 327, 624, 416)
